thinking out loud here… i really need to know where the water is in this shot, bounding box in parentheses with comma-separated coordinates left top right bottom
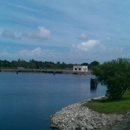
(0, 72, 106, 130)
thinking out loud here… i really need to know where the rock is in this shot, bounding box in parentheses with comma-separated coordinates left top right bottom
(50, 97, 124, 130)
(50, 123, 57, 129)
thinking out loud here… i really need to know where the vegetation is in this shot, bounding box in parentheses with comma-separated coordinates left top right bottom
(0, 59, 99, 69)
(83, 91, 130, 114)
(89, 61, 100, 69)
(92, 58, 130, 100)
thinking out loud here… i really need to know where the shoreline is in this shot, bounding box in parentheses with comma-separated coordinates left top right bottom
(50, 96, 125, 130)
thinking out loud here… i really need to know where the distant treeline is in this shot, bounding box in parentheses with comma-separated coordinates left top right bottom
(0, 59, 100, 69)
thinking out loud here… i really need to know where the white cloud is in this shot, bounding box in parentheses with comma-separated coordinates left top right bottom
(0, 45, 126, 64)
(15, 47, 57, 60)
(1, 30, 16, 39)
(73, 40, 100, 52)
(22, 26, 51, 40)
(77, 33, 87, 40)
(17, 47, 43, 58)
(71, 39, 126, 63)
(1, 26, 51, 41)
(1, 29, 21, 40)
(0, 47, 54, 61)
(1, 1, 39, 13)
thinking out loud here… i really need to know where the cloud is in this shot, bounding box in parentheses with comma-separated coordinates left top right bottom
(73, 40, 100, 52)
(17, 47, 43, 58)
(71, 39, 125, 63)
(1, 29, 21, 40)
(77, 33, 87, 40)
(22, 26, 51, 40)
(0, 47, 54, 61)
(1, 30, 16, 39)
(14, 47, 57, 60)
(1, 1, 38, 13)
(0, 45, 126, 64)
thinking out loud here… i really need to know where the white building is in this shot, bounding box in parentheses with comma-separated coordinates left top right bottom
(73, 65, 88, 72)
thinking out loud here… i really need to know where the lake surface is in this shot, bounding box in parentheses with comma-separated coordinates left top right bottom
(0, 72, 106, 130)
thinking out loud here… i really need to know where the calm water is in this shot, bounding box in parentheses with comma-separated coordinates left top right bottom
(0, 72, 106, 130)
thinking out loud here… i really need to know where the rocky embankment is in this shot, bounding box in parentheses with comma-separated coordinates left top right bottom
(50, 97, 124, 130)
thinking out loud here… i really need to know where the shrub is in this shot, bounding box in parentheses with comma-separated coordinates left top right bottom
(92, 58, 130, 100)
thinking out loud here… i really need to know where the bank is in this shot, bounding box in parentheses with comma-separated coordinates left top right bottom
(50, 96, 127, 130)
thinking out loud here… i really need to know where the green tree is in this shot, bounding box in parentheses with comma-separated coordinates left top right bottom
(92, 58, 130, 100)
(29, 59, 36, 68)
(3, 60, 11, 68)
(81, 62, 89, 66)
(89, 61, 100, 69)
(11, 60, 17, 68)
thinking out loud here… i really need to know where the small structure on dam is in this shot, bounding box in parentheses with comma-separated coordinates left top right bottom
(73, 65, 88, 73)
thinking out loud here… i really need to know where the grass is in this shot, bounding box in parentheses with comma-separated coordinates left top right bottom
(83, 91, 130, 114)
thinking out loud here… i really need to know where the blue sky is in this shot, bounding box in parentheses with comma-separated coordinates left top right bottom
(0, 0, 130, 64)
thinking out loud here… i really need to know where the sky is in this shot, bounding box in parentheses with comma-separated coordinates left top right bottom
(0, 0, 130, 64)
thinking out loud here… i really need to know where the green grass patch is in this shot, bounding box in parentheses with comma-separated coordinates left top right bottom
(83, 91, 130, 114)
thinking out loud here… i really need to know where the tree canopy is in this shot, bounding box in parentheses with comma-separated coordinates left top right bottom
(89, 61, 100, 68)
(92, 58, 130, 100)
(0, 59, 98, 69)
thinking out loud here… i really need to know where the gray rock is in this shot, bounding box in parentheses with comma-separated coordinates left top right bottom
(50, 97, 124, 130)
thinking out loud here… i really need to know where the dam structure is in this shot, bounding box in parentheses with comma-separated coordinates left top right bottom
(1, 69, 92, 75)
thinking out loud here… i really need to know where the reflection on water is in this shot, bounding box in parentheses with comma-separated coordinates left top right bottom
(90, 85, 97, 93)
(90, 77, 98, 93)
(0, 73, 106, 130)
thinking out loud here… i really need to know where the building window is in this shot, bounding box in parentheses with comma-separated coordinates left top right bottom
(75, 68, 77, 70)
(79, 68, 81, 70)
